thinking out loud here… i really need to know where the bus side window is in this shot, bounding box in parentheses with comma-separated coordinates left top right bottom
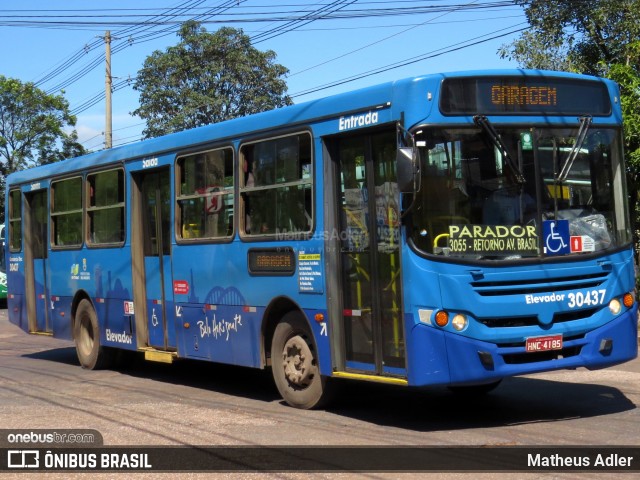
(177, 147, 234, 240)
(51, 177, 83, 248)
(240, 132, 313, 238)
(87, 169, 125, 245)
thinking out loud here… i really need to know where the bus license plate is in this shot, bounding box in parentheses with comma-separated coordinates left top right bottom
(525, 334, 563, 353)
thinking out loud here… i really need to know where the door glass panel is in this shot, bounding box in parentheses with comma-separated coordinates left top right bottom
(339, 137, 374, 364)
(372, 132, 404, 368)
(337, 131, 405, 372)
(32, 191, 48, 259)
(142, 171, 171, 256)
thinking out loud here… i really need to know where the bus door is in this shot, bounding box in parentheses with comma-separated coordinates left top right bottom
(132, 168, 176, 351)
(332, 129, 406, 375)
(24, 189, 50, 333)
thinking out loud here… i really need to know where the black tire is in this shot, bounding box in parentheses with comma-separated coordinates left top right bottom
(271, 312, 331, 409)
(74, 299, 113, 370)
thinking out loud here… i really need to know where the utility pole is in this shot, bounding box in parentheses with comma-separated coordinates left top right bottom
(104, 30, 112, 149)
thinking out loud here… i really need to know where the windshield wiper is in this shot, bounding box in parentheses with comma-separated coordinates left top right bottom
(557, 115, 592, 182)
(473, 115, 525, 184)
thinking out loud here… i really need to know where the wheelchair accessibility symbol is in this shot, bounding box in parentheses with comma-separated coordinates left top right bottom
(543, 219, 570, 255)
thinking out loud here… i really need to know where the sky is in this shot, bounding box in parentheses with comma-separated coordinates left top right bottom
(0, 0, 528, 152)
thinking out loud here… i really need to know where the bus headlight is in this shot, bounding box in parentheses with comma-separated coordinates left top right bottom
(609, 299, 621, 315)
(452, 314, 467, 331)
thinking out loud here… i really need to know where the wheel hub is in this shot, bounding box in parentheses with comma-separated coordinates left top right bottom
(282, 336, 313, 387)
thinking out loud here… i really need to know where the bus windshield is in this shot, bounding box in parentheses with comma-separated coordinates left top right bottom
(409, 125, 631, 261)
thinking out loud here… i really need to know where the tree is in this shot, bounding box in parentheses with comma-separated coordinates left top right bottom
(498, 30, 577, 72)
(0, 75, 85, 220)
(500, 0, 640, 246)
(500, 1, 640, 74)
(499, 1, 640, 159)
(133, 21, 293, 138)
(0, 76, 84, 172)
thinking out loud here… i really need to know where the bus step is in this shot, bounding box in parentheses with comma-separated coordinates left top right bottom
(143, 350, 176, 364)
(29, 331, 53, 336)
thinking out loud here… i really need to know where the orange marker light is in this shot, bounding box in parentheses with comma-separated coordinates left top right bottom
(623, 293, 634, 308)
(314, 313, 325, 323)
(435, 311, 449, 327)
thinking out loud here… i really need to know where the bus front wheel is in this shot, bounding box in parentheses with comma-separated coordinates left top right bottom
(74, 299, 112, 370)
(271, 312, 330, 409)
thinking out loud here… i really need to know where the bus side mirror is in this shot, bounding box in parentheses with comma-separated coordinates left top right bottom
(397, 147, 421, 193)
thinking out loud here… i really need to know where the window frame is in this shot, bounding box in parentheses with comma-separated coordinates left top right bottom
(50, 175, 84, 250)
(175, 145, 236, 244)
(8, 189, 22, 253)
(86, 167, 126, 248)
(239, 130, 314, 240)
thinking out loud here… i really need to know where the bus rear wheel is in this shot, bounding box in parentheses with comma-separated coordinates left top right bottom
(271, 312, 330, 409)
(74, 299, 112, 370)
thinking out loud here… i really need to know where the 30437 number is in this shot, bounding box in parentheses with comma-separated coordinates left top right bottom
(567, 289, 606, 308)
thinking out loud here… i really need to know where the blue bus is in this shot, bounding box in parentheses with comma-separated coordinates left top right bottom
(5, 70, 637, 409)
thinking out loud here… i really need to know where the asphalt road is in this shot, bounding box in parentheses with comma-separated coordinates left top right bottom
(1, 308, 639, 479)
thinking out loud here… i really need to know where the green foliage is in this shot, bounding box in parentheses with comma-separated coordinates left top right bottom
(501, 1, 640, 160)
(0, 75, 86, 221)
(504, 1, 640, 76)
(133, 21, 293, 138)
(0, 76, 84, 172)
(608, 62, 640, 165)
(498, 30, 578, 72)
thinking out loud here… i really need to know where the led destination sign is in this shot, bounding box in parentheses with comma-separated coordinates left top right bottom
(440, 76, 611, 115)
(248, 248, 295, 276)
(490, 85, 556, 107)
(447, 224, 538, 256)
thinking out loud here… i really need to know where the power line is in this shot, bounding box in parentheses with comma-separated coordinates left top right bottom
(250, 0, 360, 44)
(291, 23, 529, 97)
(79, 21, 529, 151)
(38, 0, 239, 91)
(0, 1, 527, 30)
(34, 0, 207, 86)
(289, 0, 483, 78)
(28, 1, 522, 96)
(21, 1, 529, 150)
(69, 10, 527, 116)
(70, 0, 357, 115)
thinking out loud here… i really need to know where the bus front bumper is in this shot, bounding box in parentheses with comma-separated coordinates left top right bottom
(407, 307, 638, 387)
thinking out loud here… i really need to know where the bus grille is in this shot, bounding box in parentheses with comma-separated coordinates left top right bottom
(470, 272, 608, 296)
(479, 308, 598, 328)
